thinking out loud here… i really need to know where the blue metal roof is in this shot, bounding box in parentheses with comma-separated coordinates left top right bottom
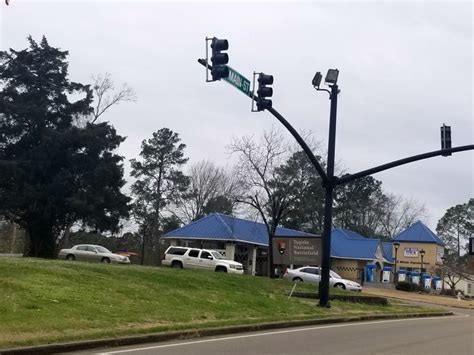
(330, 228, 381, 260)
(163, 213, 317, 246)
(393, 221, 445, 246)
(333, 228, 367, 240)
(382, 242, 394, 263)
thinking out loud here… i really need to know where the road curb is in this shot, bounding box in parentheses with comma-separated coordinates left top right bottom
(0, 311, 453, 355)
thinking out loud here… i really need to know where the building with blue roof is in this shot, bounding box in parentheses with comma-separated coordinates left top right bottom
(163, 213, 317, 276)
(388, 221, 445, 275)
(164, 214, 444, 282)
(330, 229, 392, 283)
(163, 213, 396, 281)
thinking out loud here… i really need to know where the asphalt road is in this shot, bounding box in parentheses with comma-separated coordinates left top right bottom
(86, 310, 473, 355)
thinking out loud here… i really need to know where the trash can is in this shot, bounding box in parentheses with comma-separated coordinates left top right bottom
(432, 277, 442, 290)
(422, 275, 431, 289)
(382, 266, 392, 283)
(366, 264, 376, 282)
(411, 272, 420, 285)
(397, 270, 407, 282)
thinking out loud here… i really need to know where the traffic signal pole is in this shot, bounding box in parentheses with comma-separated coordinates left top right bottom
(267, 107, 329, 183)
(336, 144, 474, 185)
(199, 58, 328, 184)
(198, 55, 474, 309)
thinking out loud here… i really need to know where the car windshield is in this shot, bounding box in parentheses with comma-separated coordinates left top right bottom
(211, 251, 225, 260)
(96, 246, 111, 254)
(330, 270, 342, 279)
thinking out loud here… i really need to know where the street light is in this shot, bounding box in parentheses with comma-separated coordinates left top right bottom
(393, 242, 400, 283)
(312, 69, 340, 307)
(420, 249, 425, 286)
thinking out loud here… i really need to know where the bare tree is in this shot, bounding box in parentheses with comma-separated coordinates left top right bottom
(62, 73, 136, 246)
(441, 264, 473, 295)
(90, 72, 136, 124)
(228, 128, 295, 277)
(171, 161, 242, 223)
(378, 195, 427, 239)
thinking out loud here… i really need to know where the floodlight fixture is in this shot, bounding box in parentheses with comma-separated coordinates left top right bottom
(312, 72, 322, 87)
(325, 69, 339, 85)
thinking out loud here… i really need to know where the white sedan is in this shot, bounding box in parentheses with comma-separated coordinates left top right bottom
(283, 266, 362, 291)
(58, 244, 130, 264)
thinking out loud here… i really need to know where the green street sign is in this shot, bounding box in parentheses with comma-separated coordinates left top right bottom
(224, 66, 251, 96)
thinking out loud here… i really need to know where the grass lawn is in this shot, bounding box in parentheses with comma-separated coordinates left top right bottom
(0, 257, 438, 349)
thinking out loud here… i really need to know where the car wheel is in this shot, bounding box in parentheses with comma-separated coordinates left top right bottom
(215, 266, 227, 273)
(66, 254, 75, 261)
(334, 283, 346, 289)
(171, 261, 183, 269)
(101, 257, 111, 264)
(293, 277, 303, 282)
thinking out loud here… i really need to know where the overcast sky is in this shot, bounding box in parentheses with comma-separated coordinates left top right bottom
(1, 1, 472, 232)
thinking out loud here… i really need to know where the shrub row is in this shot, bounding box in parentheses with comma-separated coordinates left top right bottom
(394, 281, 430, 293)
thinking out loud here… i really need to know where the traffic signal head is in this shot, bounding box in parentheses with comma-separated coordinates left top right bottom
(210, 38, 229, 80)
(441, 124, 452, 156)
(256, 73, 274, 111)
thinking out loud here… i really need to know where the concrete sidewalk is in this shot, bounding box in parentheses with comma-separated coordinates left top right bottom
(362, 286, 473, 309)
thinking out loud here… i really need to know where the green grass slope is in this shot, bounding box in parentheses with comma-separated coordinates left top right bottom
(0, 257, 434, 348)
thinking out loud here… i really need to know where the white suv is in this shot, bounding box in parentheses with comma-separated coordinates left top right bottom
(162, 247, 244, 274)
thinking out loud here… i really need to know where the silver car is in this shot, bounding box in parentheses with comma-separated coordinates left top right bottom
(283, 266, 362, 291)
(58, 244, 130, 264)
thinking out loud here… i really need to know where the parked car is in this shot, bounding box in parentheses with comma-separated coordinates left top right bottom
(283, 266, 362, 291)
(58, 244, 130, 264)
(162, 246, 244, 274)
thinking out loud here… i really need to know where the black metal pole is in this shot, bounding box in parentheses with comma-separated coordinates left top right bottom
(336, 145, 474, 185)
(319, 84, 338, 308)
(394, 247, 398, 283)
(441, 257, 445, 293)
(267, 107, 329, 184)
(420, 254, 424, 286)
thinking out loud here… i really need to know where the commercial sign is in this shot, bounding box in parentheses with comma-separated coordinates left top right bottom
(223, 66, 251, 96)
(403, 247, 419, 258)
(272, 237, 321, 265)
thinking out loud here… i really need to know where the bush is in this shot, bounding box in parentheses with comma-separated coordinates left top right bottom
(395, 281, 422, 292)
(440, 288, 456, 296)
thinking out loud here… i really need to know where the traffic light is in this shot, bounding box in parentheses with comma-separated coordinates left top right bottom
(256, 73, 273, 111)
(441, 124, 451, 156)
(210, 37, 229, 81)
